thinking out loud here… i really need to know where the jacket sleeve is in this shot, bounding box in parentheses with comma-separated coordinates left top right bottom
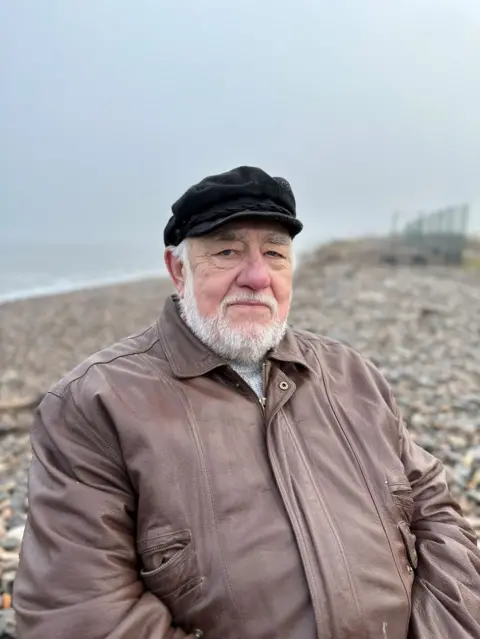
(14, 391, 193, 639)
(393, 405, 480, 638)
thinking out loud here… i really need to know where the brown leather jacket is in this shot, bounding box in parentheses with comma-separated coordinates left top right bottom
(14, 296, 480, 638)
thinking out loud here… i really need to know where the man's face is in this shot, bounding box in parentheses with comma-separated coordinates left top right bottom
(166, 221, 294, 363)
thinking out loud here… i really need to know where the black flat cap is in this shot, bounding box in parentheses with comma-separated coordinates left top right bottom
(164, 165, 303, 246)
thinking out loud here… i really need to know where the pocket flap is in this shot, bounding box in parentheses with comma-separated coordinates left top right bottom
(386, 473, 414, 522)
(398, 520, 418, 570)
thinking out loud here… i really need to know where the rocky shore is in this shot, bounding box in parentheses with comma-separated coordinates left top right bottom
(1, 256, 480, 636)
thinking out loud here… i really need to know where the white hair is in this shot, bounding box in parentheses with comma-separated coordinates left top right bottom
(170, 239, 189, 263)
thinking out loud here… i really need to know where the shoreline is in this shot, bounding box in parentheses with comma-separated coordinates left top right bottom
(0, 270, 167, 307)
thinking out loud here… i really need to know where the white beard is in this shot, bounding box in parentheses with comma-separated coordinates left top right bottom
(178, 263, 288, 365)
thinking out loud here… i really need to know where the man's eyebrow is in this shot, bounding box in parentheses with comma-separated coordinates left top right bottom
(265, 233, 291, 246)
(209, 229, 244, 242)
(207, 230, 290, 245)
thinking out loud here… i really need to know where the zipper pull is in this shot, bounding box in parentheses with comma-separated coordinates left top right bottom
(259, 396, 266, 409)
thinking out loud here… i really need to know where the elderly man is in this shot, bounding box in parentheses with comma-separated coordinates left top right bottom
(14, 166, 480, 638)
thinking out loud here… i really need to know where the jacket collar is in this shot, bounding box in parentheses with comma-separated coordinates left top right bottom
(157, 295, 310, 379)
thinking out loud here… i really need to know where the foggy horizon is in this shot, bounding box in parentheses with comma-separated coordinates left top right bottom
(2, 1, 480, 256)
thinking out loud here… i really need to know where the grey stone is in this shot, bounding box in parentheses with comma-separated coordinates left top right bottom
(0, 550, 20, 572)
(0, 608, 16, 638)
(5, 515, 26, 532)
(0, 571, 16, 595)
(466, 490, 480, 506)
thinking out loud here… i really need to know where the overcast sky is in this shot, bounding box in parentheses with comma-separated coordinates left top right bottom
(2, 0, 480, 252)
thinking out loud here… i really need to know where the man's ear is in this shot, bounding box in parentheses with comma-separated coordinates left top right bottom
(164, 248, 186, 295)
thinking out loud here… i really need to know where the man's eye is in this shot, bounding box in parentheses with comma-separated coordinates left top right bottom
(265, 250, 284, 258)
(217, 249, 235, 256)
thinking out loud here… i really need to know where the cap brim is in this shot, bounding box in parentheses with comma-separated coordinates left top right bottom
(185, 209, 303, 239)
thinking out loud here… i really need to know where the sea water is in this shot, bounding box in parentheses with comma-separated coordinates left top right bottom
(0, 240, 165, 304)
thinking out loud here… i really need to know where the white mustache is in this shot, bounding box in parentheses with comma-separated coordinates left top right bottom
(221, 292, 278, 314)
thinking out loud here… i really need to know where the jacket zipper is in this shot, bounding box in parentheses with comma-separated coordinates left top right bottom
(141, 539, 188, 574)
(226, 364, 267, 412)
(259, 361, 267, 410)
(142, 541, 184, 557)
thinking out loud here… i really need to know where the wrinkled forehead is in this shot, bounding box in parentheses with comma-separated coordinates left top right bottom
(202, 220, 292, 246)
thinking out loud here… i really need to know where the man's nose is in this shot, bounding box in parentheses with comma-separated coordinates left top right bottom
(236, 255, 271, 291)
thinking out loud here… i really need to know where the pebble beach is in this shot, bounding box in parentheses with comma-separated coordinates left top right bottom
(1, 252, 480, 636)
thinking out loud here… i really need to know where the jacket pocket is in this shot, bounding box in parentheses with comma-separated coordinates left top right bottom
(137, 529, 204, 607)
(386, 474, 415, 524)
